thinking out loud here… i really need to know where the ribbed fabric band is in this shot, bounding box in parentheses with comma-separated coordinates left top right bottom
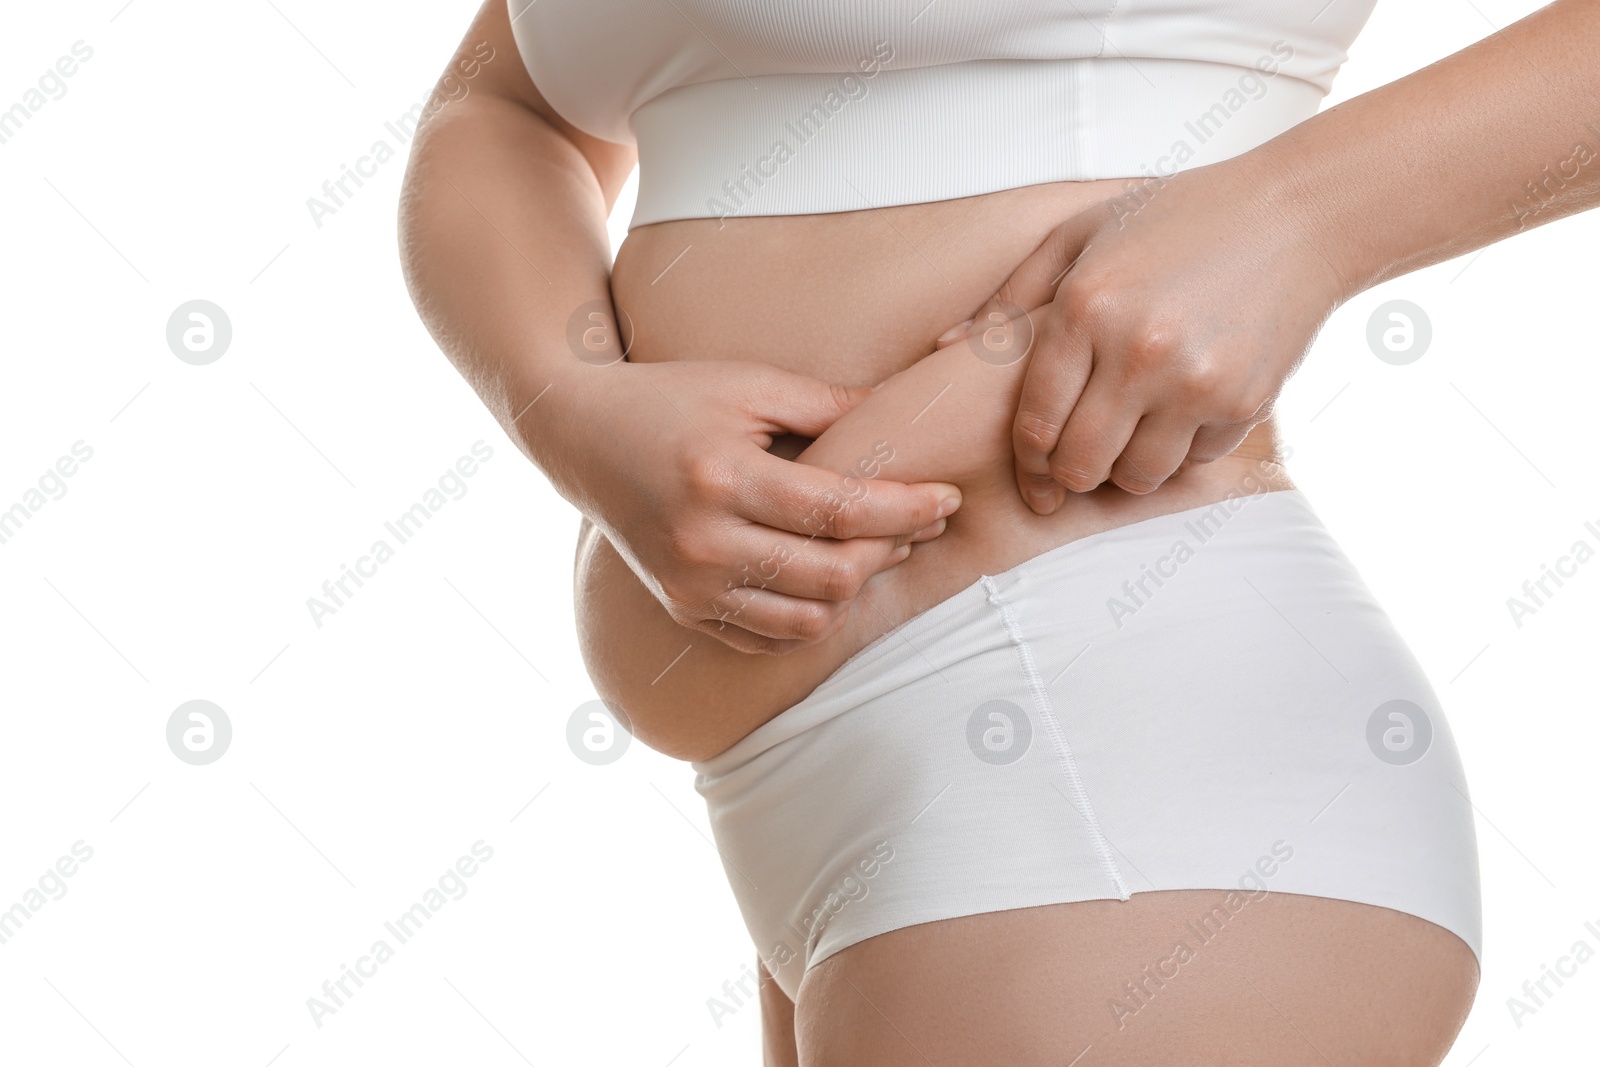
(630, 58, 1324, 227)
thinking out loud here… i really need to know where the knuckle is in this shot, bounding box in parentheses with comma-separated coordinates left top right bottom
(817, 554, 865, 601)
(818, 488, 865, 540)
(662, 524, 714, 569)
(683, 452, 735, 500)
(1038, 221, 1077, 272)
(827, 506, 861, 541)
(787, 602, 835, 643)
(1123, 320, 1183, 370)
(664, 592, 705, 629)
(1051, 458, 1101, 491)
(654, 566, 691, 606)
(1058, 281, 1112, 324)
(1113, 469, 1159, 494)
(1180, 357, 1232, 402)
(804, 502, 842, 540)
(1013, 409, 1061, 453)
(1221, 399, 1262, 424)
(694, 618, 773, 655)
(1222, 390, 1271, 423)
(828, 379, 861, 414)
(662, 598, 691, 626)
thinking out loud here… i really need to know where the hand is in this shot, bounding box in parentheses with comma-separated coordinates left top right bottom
(547, 359, 962, 654)
(942, 152, 1347, 513)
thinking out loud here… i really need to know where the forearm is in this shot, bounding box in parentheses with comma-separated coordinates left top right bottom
(1257, 0, 1600, 298)
(397, 23, 632, 506)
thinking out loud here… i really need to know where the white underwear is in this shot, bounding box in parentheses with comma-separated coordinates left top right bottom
(690, 488, 1482, 1002)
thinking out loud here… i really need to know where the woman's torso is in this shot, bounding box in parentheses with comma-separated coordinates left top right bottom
(576, 179, 1294, 761)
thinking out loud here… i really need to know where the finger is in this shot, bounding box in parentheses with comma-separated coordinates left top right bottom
(1012, 313, 1093, 512)
(934, 319, 975, 348)
(905, 516, 947, 543)
(963, 212, 1100, 334)
(686, 525, 929, 649)
(687, 614, 833, 656)
(716, 526, 916, 603)
(1186, 421, 1255, 465)
(740, 449, 961, 540)
(700, 582, 855, 645)
(1048, 377, 1142, 494)
(689, 617, 785, 655)
(929, 210, 1097, 358)
(742, 364, 872, 440)
(1108, 413, 1200, 494)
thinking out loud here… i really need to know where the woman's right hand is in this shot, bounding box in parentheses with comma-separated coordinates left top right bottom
(545, 359, 963, 655)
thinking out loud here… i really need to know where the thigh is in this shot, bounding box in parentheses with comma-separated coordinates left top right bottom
(761, 957, 801, 1067)
(794, 890, 1478, 1067)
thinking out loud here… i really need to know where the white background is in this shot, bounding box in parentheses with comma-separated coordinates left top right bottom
(1, 0, 1595, 1064)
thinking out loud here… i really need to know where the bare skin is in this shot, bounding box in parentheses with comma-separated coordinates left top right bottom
(399, 6, 961, 657)
(786, 892, 1478, 1067)
(978, 0, 1600, 513)
(584, 224, 1295, 758)
(600, 179, 1474, 1067)
(392, 0, 1600, 1061)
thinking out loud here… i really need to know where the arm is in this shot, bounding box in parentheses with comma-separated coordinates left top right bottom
(1265, 0, 1600, 293)
(399, 2, 961, 654)
(947, 0, 1600, 512)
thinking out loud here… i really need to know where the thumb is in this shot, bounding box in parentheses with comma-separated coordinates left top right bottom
(945, 209, 1100, 352)
(741, 363, 871, 440)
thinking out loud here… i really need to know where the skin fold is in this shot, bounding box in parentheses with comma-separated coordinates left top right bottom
(399, 1, 1600, 1061)
(575, 300, 1291, 760)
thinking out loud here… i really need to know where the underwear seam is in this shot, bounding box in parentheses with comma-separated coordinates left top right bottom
(980, 574, 1131, 901)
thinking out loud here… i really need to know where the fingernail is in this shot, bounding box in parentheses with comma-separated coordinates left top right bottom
(1025, 489, 1060, 513)
(936, 318, 975, 344)
(890, 543, 913, 563)
(910, 517, 947, 541)
(936, 493, 961, 517)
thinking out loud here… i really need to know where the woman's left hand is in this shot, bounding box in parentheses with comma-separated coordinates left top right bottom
(939, 150, 1350, 514)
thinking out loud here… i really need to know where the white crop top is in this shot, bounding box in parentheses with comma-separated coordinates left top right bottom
(508, 0, 1378, 230)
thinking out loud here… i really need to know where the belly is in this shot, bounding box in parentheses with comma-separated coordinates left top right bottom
(578, 179, 1293, 761)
